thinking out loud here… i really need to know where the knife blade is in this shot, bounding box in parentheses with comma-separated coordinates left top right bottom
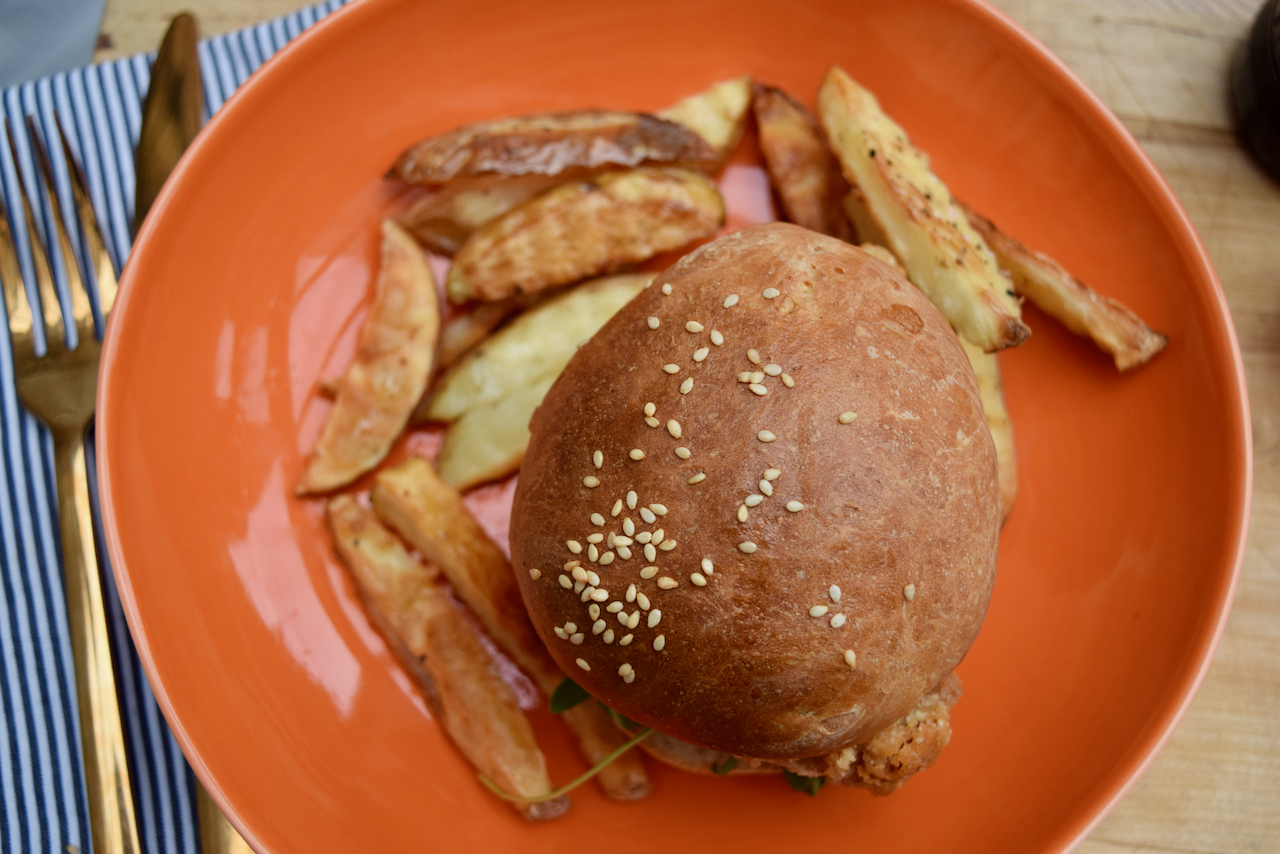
(134, 12, 203, 231)
(133, 14, 250, 854)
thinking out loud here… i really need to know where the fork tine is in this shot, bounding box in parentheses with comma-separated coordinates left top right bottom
(0, 163, 35, 353)
(53, 113, 117, 322)
(3, 118, 65, 353)
(25, 116, 93, 337)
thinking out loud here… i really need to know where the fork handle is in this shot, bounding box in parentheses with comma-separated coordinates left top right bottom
(53, 426, 141, 854)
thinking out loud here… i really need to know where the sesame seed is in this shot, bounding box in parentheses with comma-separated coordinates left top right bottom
(737, 372, 752, 383)
(588, 544, 599, 561)
(629, 448, 646, 461)
(691, 573, 708, 586)
(745, 494, 763, 508)
(659, 540, 677, 551)
(587, 533, 604, 544)
(764, 364, 782, 377)
(723, 294, 739, 308)
(662, 283, 673, 295)
(657, 577, 678, 590)
(581, 586, 595, 601)
(645, 416, 660, 428)
(593, 620, 607, 635)
(589, 603, 601, 620)
(739, 541, 758, 554)
(663, 363, 680, 374)
(626, 584, 637, 602)
(680, 377, 694, 394)
(611, 499, 623, 516)
(590, 513, 605, 526)
(636, 593, 651, 610)
(750, 371, 765, 384)
(781, 373, 795, 388)
(701, 558, 714, 574)
(592, 588, 610, 602)
(614, 535, 633, 547)
(628, 612, 642, 629)
(904, 584, 916, 602)
(687, 472, 706, 484)
(710, 330, 724, 346)
(839, 411, 857, 424)
(529, 568, 542, 580)
(593, 450, 603, 469)
(675, 447, 692, 460)
(620, 634, 634, 646)
(758, 430, 777, 443)
(844, 650, 857, 668)
(574, 580, 586, 594)
(608, 600, 625, 613)
(619, 663, 634, 677)
(760, 480, 774, 496)
(649, 503, 668, 516)
(667, 420, 682, 439)
(571, 633, 585, 645)
(651, 529, 664, 544)
(583, 476, 600, 487)
(830, 613, 847, 628)
(738, 505, 750, 522)
(617, 546, 633, 560)
(653, 635, 666, 651)
(648, 610, 662, 628)
(640, 566, 659, 579)
(786, 501, 805, 512)
(627, 490, 638, 510)
(810, 605, 829, 617)
(644, 402, 656, 416)
(647, 316, 660, 329)
(587, 570, 601, 586)
(635, 531, 652, 544)
(640, 507, 657, 524)
(686, 320, 705, 333)
(577, 658, 591, 671)
(749, 384, 769, 396)
(644, 544, 657, 563)
(572, 566, 588, 582)
(829, 585, 842, 603)
(763, 287, 780, 299)
(554, 626, 568, 639)
(567, 540, 583, 554)
(604, 629, 616, 643)
(623, 518, 636, 536)
(747, 348, 762, 364)
(617, 612, 631, 626)
(624, 671, 636, 683)
(693, 347, 709, 362)
(565, 622, 578, 633)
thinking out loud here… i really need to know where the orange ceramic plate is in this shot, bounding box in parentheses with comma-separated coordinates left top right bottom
(98, 0, 1250, 851)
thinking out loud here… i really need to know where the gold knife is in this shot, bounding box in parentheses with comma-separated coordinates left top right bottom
(134, 14, 252, 854)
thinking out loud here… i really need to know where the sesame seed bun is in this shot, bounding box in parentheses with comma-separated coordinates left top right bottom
(511, 222, 1000, 761)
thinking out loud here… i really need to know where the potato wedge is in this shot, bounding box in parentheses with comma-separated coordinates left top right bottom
(659, 75, 753, 161)
(844, 189, 887, 248)
(752, 83, 854, 241)
(370, 459, 651, 799)
(326, 495, 567, 819)
(392, 110, 719, 185)
(297, 220, 440, 494)
(447, 167, 723, 304)
(960, 203, 1168, 370)
(399, 174, 569, 256)
(859, 242, 901, 270)
(437, 376, 556, 490)
(959, 337, 1016, 522)
(817, 67, 1029, 351)
(427, 273, 653, 422)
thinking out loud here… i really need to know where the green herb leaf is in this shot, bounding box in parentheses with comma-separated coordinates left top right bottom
(782, 770, 826, 797)
(549, 677, 590, 713)
(711, 756, 739, 775)
(601, 702, 643, 731)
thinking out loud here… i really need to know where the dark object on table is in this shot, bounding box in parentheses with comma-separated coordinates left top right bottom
(1232, 0, 1280, 180)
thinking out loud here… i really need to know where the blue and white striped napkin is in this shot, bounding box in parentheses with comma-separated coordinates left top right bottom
(0, 2, 349, 851)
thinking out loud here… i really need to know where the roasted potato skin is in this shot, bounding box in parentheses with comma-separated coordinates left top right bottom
(392, 110, 719, 185)
(446, 166, 724, 304)
(753, 83, 855, 242)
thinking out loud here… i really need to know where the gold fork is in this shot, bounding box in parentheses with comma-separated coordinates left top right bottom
(0, 117, 140, 854)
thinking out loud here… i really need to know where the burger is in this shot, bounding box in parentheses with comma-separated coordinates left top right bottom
(510, 222, 1000, 794)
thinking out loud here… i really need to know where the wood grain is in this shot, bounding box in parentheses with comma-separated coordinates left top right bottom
(94, 0, 1280, 850)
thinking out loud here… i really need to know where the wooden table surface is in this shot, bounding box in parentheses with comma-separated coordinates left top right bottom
(92, 0, 1280, 851)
